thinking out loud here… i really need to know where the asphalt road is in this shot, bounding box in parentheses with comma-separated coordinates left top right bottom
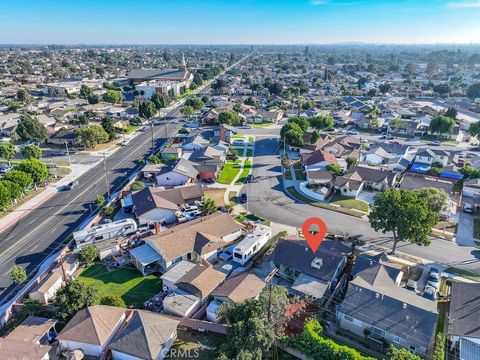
(244, 135, 480, 272)
(0, 108, 183, 302)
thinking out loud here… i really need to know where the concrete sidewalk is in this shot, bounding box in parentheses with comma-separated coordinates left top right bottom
(0, 162, 97, 233)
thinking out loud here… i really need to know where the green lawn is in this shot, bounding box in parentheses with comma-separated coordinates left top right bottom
(232, 134, 245, 139)
(235, 158, 252, 185)
(331, 195, 370, 212)
(444, 267, 480, 282)
(286, 187, 364, 218)
(230, 148, 245, 157)
(251, 123, 273, 128)
(248, 136, 254, 142)
(78, 263, 162, 308)
(217, 161, 242, 184)
(123, 125, 140, 134)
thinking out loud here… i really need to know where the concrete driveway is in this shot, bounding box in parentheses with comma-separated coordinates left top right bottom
(357, 191, 376, 205)
(456, 197, 478, 247)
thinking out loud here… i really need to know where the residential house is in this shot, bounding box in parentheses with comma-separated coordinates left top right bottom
(182, 134, 210, 152)
(131, 184, 204, 225)
(448, 282, 480, 360)
(361, 143, 410, 166)
(337, 253, 438, 357)
(207, 272, 266, 322)
(47, 129, 77, 146)
(302, 150, 340, 173)
(270, 236, 352, 301)
(332, 110, 352, 126)
(462, 178, 480, 198)
(129, 213, 243, 275)
(108, 310, 179, 360)
(0, 338, 51, 360)
(334, 165, 397, 201)
(415, 149, 450, 167)
(6, 316, 57, 345)
(163, 263, 226, 317)
(57, 305, 126, 358)
(189, 146, 226, 180)
(0, 113, 20, 136)
(160, 147, 183, 161)
(155, 158, 199, 187)
(322, 135, 361, 159)
(29, 271, 64, 304)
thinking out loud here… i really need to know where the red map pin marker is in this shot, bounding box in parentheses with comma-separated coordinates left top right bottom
(302, 217, 327, 253)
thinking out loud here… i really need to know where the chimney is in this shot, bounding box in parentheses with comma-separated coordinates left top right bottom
(375, 293, 380, 299)
(154, 222, 161, 234)
(403, 303, 407, 309)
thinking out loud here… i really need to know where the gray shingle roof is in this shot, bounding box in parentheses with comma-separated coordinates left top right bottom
(270, 237, 351, 282)
(109, 310, 179, 360)
(448, 282, 480, 338)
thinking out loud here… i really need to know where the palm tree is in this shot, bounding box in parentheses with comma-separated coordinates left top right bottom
(199, 197, 217, 216)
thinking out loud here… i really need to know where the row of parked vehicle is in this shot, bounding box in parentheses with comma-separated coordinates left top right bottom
(406, 267, 441, 300)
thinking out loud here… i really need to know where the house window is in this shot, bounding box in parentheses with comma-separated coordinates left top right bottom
(370, 326, 385, 339)
(409, 346, 416, 353)
(344, 315, 354, 322)
(394, 336, 400, 343)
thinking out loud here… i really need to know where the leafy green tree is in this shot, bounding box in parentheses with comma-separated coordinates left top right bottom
(199, 197, 217, 216)
(268, 81, 283, 95)
(75, 125, 109, 149)
(3, 170, 33, 190)
(180, 105, 195, 120)
(102, 90, 122, 104)
(184, 98, 204, 110)
(310, 130, 320, 145)
(16, 114, 48, 143)
(219, 286, 296, 360)
(0, 142, 16, 163)
(368, 189, 437, 254)
(10, 265, 27, 284)
(428, 115, 455, 136)
(288, 116, 310, 132)
(444, 107, 457, 120)
(79, 85, 94, 99)
(16, 88, 31, 103)
(388, 345, 421, 360)
(379, 83, 391, 94)
(0, 182, 11, 210)
(218, 110, 240, 125)
(460, 164, 480, 179)
(78, 245, 98, 265)
(54, 281, 98, 320)
(469, 121, 480, 139)
(14, 159, 48, 184)
(326, 163, 342, 176)
(95, 195, 105, 207)
(102, 206, 115, 218)
(147, 155, 162, 164)
(433, 333, 445, 360)
(21, 144, 42, 159)
(432, 83, 450, 96)
(87, 94, 99, 104)
(101, 116, 116, 141)
(346, 157, 358, 167)
(281, 122, 304, 147)
(151, 92, 170, 109)
(309, 115, 334, 130)
(413, 187, 448, 214)
(131, 181, 145, 191)
(467, 83, 480, 100)
(2, 180, 22, 201)
(22, 299, 44, 316)
(101, 294, 126, 307)
(139, 100, 156, 119)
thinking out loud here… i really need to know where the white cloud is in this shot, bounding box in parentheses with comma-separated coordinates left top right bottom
(310, 0, 327, 5)
(447, 1, 480, 9)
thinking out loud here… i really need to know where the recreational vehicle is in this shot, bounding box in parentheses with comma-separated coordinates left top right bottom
(232, 226, 271, 265)
(73, 218, 137, 248)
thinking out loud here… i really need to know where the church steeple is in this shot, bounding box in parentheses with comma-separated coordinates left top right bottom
(181, 52, 187, 72)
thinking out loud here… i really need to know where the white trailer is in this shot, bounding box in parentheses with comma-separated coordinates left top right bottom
(73, 218, 137, 248)
(232, 225, 271, 266)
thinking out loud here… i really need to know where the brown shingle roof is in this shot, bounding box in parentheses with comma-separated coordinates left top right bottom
(6, 316, 57, 343)
(176, 264, 227, 298)
(57, 305, 125, 345)
(211, 272, 266, 303)
(0, 338, 51, 360)
(146, 213, 243, 262)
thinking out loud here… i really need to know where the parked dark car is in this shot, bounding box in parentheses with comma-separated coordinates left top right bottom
(226, 153, 238, 161)
(202, 178, 216, 184)
(240, 193, 247, 203)
(244, 175, 253, 183)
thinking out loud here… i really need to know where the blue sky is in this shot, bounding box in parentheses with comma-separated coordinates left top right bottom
(0, 0, 479, 44)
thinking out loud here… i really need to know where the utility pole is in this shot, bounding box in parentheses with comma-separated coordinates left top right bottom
(59, 254, 68, 283)
(64, 140, 71, 166)
(150, 122, 154, 152)
(102, 153, 110, 200)
(265, 268, 278, 322)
